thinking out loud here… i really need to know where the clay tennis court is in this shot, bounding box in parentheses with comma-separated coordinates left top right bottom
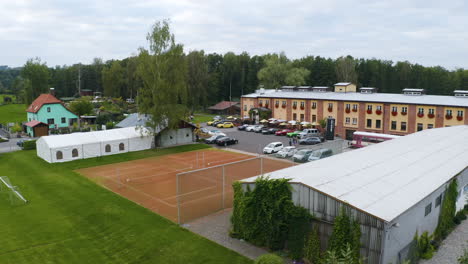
(77, 149, 295, 223)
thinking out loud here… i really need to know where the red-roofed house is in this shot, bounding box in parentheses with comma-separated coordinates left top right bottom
(207, 101, 240, 115)
(26, 94, 78, 137)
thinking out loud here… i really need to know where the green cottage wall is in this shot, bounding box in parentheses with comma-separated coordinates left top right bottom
(27, 103, 78, 129)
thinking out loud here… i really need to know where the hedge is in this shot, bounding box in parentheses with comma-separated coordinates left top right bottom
(22, 140, 37, 150)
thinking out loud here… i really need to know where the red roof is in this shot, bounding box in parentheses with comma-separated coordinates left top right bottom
(25, 120, 48, 127)
(26, 94, 63, 113)
(208, 101, 239, 110)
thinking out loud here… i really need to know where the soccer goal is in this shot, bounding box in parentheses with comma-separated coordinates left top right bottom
(0, 176, 28, 205)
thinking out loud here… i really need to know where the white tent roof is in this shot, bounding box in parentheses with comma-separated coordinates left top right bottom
(244, 125, 468, 222)
(40, 127, 151, 149)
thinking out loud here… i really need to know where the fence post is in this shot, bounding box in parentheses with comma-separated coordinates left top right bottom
(176, 173, 181, 224)
(222, 165, 225, 209)
(260, 156, 263, 176)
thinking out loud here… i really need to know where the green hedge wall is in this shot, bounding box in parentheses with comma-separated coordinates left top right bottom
(22, 140, 37, 150)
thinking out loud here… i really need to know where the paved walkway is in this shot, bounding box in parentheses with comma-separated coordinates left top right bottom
(420, 219, 468, 264)
(185, 208, 270, 260)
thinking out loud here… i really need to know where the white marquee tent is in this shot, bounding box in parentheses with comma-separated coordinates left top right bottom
(36, 126, 153, 163)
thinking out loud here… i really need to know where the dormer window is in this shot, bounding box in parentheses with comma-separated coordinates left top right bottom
(454, 90, 468, 97)
(403, 88, 425, 95)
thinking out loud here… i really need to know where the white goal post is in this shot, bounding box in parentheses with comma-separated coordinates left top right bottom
(0, 176, 28, 204)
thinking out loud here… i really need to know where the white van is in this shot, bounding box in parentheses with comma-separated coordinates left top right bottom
(298, 128, 320, 139)
(263, 142, 284, 154)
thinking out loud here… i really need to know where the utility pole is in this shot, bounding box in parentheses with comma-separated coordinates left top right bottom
(77, 65, 81, 96)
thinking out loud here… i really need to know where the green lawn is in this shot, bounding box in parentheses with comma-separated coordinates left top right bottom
(0, 104, 27, 124)
(0, 144, 251, 264)
(192, 113, 216, 124)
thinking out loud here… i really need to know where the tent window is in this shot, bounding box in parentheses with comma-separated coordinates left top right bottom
(72, 149, 78, 157)
(105, 144, 111, 153)
(119, 143, 124, 151)
(56, 151, 63, 160)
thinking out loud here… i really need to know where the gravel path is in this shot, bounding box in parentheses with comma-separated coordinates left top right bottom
(185, 208, 270, 260)
(420, 219, 468, 264)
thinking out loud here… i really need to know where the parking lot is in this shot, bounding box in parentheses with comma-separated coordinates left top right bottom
(201, 124, 349, 157)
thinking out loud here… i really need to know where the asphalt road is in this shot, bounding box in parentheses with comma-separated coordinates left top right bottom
(0, 138, 22, 153)
(203, 125, 302, 155)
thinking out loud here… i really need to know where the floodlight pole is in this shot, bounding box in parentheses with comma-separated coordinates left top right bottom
(176, 173, 181, 224)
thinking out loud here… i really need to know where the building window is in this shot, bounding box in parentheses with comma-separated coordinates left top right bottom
(345, 117, 350, 124)
(366, 119, 372, 128)
(56, 151, 63, 160)
(312, 115, 317, 123)
(417, 123, 423, 131)
(428, 109, 435, 115)
(47, 107, 51, 112)
(392, 106, 398, 112)
(293, 113, 297, 120)
(457, 110, 464, 117)
(300, 102, 305, 108)
(72, 149, 78, 157)
(119, 143, 125, 151)
(293, 101, 297, 107)
(244, 105, 247, 111)
(425, 203, 432, 216)
(282, 101, 286, 106)
(312, 102, 317, 109)
(376, 120, 381, 129)
(402, 107, 408, 113)
(376, 106, 382, 111)
(427, 124, 434, 129)
(352, 104, 358, 111)
(367, 105, 373, 111)
(61, 117, 66, 124)
(300, 114, 304, 121)
(418, 108, 424, 114)
(259, 100, 263, 105)
(250, 105, 253, 109)
(47, 118, 54, 125)
(352, 118, 357, 125)
(345, 104, 350, 109)
(435, 194, 442, 207)
(446, 109, 452, 116)
(328, 103, 333, 109)
(401, 122, 407, 131)
(391, 121, 397, 130)
(105, 144, 111, 153)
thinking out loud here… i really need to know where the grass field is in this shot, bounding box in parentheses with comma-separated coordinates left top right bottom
(0, 104, 27, 124)
(192, 113, 216, 124)
(0, 144, 252, 264)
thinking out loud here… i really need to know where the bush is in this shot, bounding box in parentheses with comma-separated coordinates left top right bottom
(417, 231, 434, 260)
(459, 249, 468, 264)
(304, 226, 321, 264)
(454, 210, 467, 225)
(287, 206, 312, 260)
(105, 122, 114, 129)
(254, 254, 284, 264)
(22, 140, 36, 150)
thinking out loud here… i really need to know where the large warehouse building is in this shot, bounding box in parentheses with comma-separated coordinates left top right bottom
(241, 84, 468, 139)
(242, 125, 468, 264)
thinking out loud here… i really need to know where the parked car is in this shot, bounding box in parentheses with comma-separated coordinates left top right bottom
(207, 120, 215, 126)
(287, 130, 302, 138)
(217, 122, 234, 128)
(308, 148, 333, 161)
(208, 129, 224, 136)
(267, 128, 279, 134)
(263, 142, 284, 154)
(297, 129, 320, 139)
(275, 129, 295, 136)
(213, 115, 222, 120)
(245, 125, 256, 132)
(205, 134, 226, 144)
(253, 125, 264, 133)
(293, 149, 315, 163)
(216, 137, 239, 146)
(212, 120, 227, 127)
(237, 124, 248, 131)
(260, 127, 270, 134)
(275, 146, 296, 158)
(299, 137, 321, 145)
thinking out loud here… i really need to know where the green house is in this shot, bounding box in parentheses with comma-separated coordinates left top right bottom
(26, 94, 78, 137)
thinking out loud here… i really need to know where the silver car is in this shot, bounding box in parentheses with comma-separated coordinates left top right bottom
(275, 146, 296, 158)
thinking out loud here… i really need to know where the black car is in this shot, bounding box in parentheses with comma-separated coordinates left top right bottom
(299, 137, 321, 145)
(264, 128, 279, 134)
(216, 137, 239, 146)
(237, 124, 248, 131)
(205, 134, 226, 144)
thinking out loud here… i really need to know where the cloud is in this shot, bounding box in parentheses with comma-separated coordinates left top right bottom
(0, 0, 467, 69)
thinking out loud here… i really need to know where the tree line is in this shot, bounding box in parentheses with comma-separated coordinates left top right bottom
(1, 31, 468, 108)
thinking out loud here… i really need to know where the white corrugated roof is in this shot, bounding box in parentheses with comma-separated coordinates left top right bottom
(242, 90, 468, 107)
(244, 126, 468, 222)
(335, 82, 352, 86)
(40, 127, 151, 148)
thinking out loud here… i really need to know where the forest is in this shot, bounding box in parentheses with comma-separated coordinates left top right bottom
(1, 46, 468, 110)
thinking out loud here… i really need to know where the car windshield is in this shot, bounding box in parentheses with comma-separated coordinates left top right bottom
(311, 151, 322, 158)
(297, 150, 309, 155)
(266, 143, 275, 148)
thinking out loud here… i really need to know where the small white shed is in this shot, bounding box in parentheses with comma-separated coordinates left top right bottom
(36, 126, 153, 163)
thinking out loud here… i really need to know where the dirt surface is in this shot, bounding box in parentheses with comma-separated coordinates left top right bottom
(77, 149, 295, 223)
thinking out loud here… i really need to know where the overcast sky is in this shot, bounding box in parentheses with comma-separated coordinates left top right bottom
(1, 0, 467, 69)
